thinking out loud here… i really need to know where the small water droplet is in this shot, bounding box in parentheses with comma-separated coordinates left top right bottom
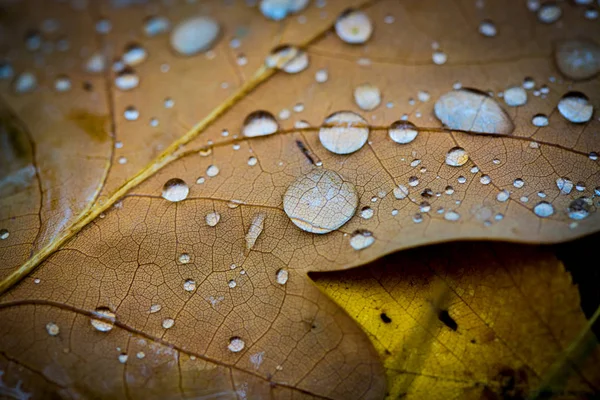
(184, 279, 196, 292)
(531, 114, 549, 127)
(162, 318, 175, 329)
(170, 17, 220, 56)
(496, 190, 510, 202)
(537, 3, 562, 24)
(276, 268, 289, 285)
(246, 213, 266, 249)
(260, 0, 309, 20)
(54, 75, 71, 92)
(228, 279, 237, 288)
(408, 176, 420, 187)
(162, 178, 189, 202)
(513, 178, 525, 188)
(567, 197, 591, 220)
(556, 177, 573, 194)
(90, 307, 116, 332)
(46, 322, 60, 336)
(284, 169, 358, 233)
(480, 175, 492, 185)
(178, 253, 191, 264)
(122, 43, 147, 66)
(335, 9, 373, 44)
(445, 185, 455, 195)
(354, 83, 381, 111)
(13, 72, 37, 94)
(266, 45, 309, 73)
(350, 230, 375, 250)
(533, 201, 554, 218)
(457, 176, 467, 184)
(0, 229, 9, 240)
(0, 61, 14, 80)
(315, 68, 328, 83)
(137, 351, 145, 359)
(124, 106, 139, 121)
(444, 210, 460, 221)
(149, 304, 162, 313)
(228, 337, 245, 352)
(242, 110, 279, 137)
(388, 120, 418, 144)
(413, 213, 423, 223)
(319, 111, 369, 154)
(557, 92, 593, 123)
(115, 68, 139, 91)
(206, 165, 220, 177)
(96, 18, 112, 34)
(479, 20, 497, 37)
(445, 147, 469, 167)
(503, 86, 527, 107)
(432, 50, 447, 65)
(360, 206, 374, 219)
(205, 212, 221, 227)
(144, 15, 170, 36)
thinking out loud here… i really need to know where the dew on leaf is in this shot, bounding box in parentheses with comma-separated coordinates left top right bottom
(144, 15, 170, 36)
(445, 185, 455, 195)
(496, 190, 510, 202)
(170, 17, 220, 56)
(523, 77, 535, 90)
(0, 229, 9, 240)
(319, 111, 369, 154)
(0, 62, 14, 80)
(278, 109, 291, 120)
(228, 337, 245, 352)
(228, 279, 237, 288)
(122, 43, 148, 66)
(575, 182, 586, 192)
(432, 50, 447, 65)
(266, 45, 309, 73)
(445, 147, 469, 167)
(350, 230, 375, 250)
(149, 304, 162, 313)
(444, 210, 461, 221)
(335, 9, 373, 44)
(393, 185, 409, 199)
(276, 268, 289, 285)
(46, 322, 60, 336)
(54, 75, 71, 92)
(242, 110, 279, 137)
(408, 176, 420, 187)
(246, 213, 266, 249)
(115, 68, 139, 91)
(360, 207, 374, 219)
(315, 68, 329, 83)
(118, 354, 128, 364)
(184, 279, 196, 292)
(480, 175, 492, 185)
(537, 3, 562, 23)
(533, 201, 554, 218)
(137, 352, 145, 359)
(413, 213, 423, 223)
(556, 177, 574, 194)
(567, 197, 591, 220)
(161, 178, 189, 202)
(96, 18, 112, 34)
(13, 72, 37, 94)
(248, 156, 258, 166)
(479, 20, 497, 37)
(90, 307, 116, 332)
(260, 0, 309, 20)
(124, 106, 139, 121)
(503, 86, 527, 107)
(419, 201, 431, 213)
(457, 176, 467, 184)
(532, 114, 549, 127)
(557, 92, 593, 123)
(24, 30, 41, 51)
(283, 169, 358, 234)
(162, 318, 175, 329)
(554, 39, 600, 80)
(434, 89, 514, 134)
(178, 253, 191, 264)
(354, 83, 381, 111)
(206, 165, 220, 177)
(205, 212, 221, 227)
(388, 121, 418, 144)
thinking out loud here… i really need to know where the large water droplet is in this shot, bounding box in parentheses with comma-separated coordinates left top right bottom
(246, 213, 266, 249)
(228, 337, 245, 352)
(503, 86, 527, 107)
(335, 9, 373, 44)
(567, 197, 591, 220)
(354, 83, 381, 111)
(557, 92, 593, 123)
(445, 147, 469, 167)
(170, 17, 220, 56)
(242, 110, 279, 137)
(283, 169, 358, 234)
(554, 39, 600, 80)
(434, 89, 514, 134)
(265, 45, 309, 73)
(444, 210, 461, 221)
(533, 201, 554, 218)
(350, 230, 375, 250)
(388, 121, 418, 144)
(90, 307, 116, 332)
(161, 178, 189, 202)
(122, 43, 147, 66)
(319, 111, 369, 154)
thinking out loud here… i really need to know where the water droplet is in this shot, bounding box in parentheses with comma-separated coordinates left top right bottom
(496, 190, 510, 202)
(293, 103, 304, 113)
(532, 114, 549, 127)
(85, 52, 106, 73)
(144, 15, 170, 36)
(335, 9, 373, 44)
(266, 45, 309, 73)
(444, 210, 460, 221)
(118, 354, 128, 363)
(419, 201, 431, 213)
(319, 111, 369, 154)
(513, 178, 525, 188)
(184, 279, 196, 292)
(124, 106, 139, 121)
(137, 351, 145, 359)
(350, 230, 375, 250)
(503, 86, 527, 107)
(205, 212, 221, 227)
(115, 68, 139, 91)
(46, 322, 60, 336)
(260, 0, 309, 20)
(554, 39, 600, 80)
(162, 318, 175, 329)
(149, 304, 162, 313)
(90, 307, 116, 332)
(567, 197, 591, 220)
(0, 229, 9, 240)
(354, 83, 381, 111)
(445, 147, 469, 167)
(533, 201, 554, 218)
(242, 110, 279, 137)
(480, 175, 491, 185)
(228, 337, 245, 352)
(479, 20, 497, 37)
(178, 253, 191, 264)
(315, 68, 328, 83)
(284, 169, 358, 234)
(122, 43, 147, 66)
(96, 18, 112, 34)
(537, 3, 562, 24)
(457, 176, 467, 184)
(434, 89, 514, 134)
(246, 213, 266, 249)
(13, 72, 37, 94)
(432, 50, 447, 65)
(408, 176, 420, 187)
(576, 182, 586, 192)
(170, 17, 220, 56)
(54, 75, 71, 92)
(556, 177, 573, 194)
(360, 206, 374, 219)
(161, 178, 189, 202)
(206, 165, 220, 177)
(445, 185, 455, 195)
(412, 213, 423, 223)
(24, 30, 41, 51)
(387, 120, 418, 144)
(557, 92, 593, 123)
(276, 268, 289, 285)
(0, 61, 14, 80)
(228, 279, 237, 288)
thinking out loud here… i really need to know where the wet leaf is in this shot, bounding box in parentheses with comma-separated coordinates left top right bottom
(1, 0, 599, 398)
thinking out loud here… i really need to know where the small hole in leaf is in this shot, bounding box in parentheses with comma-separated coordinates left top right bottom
(438, 309, 458, 331)
(380, 312, 392, 323)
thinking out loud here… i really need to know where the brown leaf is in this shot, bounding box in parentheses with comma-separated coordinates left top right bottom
(0, 0, 599, 398)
